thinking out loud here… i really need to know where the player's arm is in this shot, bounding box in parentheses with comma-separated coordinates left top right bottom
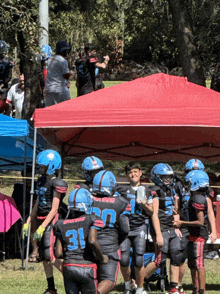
(173, 208, 204, 228)
(40, 192, 61, 229)
(26, 196, 39, 224)
(151, 197, 163, 246)
(54, 238, 63, 259)
(88, 228, 108, 263)
(206, 197, 217, 243)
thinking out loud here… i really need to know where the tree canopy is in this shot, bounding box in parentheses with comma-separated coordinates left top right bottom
(1, 0, 220, 119)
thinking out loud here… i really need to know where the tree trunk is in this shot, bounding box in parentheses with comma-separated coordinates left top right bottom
(167, 0, 206, 86)
(17, 31, 43, 125)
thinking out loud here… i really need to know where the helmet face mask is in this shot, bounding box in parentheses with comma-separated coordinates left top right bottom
(68, 188, 93, 214)
(187, 170, 209, 191)
(93, 170, 116, 196)
(36, 150, 61, 176)
(151, 163, 174, 187)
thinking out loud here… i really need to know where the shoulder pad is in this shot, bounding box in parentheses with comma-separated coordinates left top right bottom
(52, 178, 68, 193)
(75, 181, 90, 191)
(118, 195, 130, 205)
(192, 193, 206, 205)
(115, 184, 129, 197)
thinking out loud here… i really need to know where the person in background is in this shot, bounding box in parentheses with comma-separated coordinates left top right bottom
(12, 167, 39, 262)
(22, 149, 68, 294)
(45, 41, 72, 106)
(54, 187, 107, 294)
(0, 40, 13, 90)
(0, 88, 10, 115)
(6, 74, 25, 119)
(75, 44, 109, 96)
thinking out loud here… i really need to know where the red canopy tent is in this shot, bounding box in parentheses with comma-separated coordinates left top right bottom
(33, 73, 220, 162)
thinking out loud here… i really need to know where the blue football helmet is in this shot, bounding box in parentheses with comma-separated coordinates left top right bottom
(41, 44, 52, 59)
(185, 159, 204, 172)
(82, 156, 104, 182)
(93, 170, 116, 196)
(188, 170, 209, 191)
(68, 188, 93, 214)
(37, 149, 61, 175)
(150, 163, 174, 187)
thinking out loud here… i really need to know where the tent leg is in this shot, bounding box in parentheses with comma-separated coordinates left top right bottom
(25, 127, 37, 268)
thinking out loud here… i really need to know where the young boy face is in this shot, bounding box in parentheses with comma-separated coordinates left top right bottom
(127, 168, 142, 187)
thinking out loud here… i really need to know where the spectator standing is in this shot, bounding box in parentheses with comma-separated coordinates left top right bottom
(0, 40, 13, 90)
(6, 74, 25, 119)
(75, 44, 109, 96)
(0, 88, 10, 115)
(45, 41, 72, 107)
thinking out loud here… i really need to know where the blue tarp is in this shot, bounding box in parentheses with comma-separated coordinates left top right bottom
(0, 114, 47, 171)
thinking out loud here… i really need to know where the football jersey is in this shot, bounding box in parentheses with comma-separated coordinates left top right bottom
(36, 176, 68, 217)
(188, 192, 209, 240)
(54, 214, 104, 264)
(91, 195, 131, 254)
(116, 184, 153, 233)
(151, 185, 178, 230)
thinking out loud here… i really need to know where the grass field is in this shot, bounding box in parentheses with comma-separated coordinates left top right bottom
(69, 80, 125, 98)
(0, 257, 220, 294)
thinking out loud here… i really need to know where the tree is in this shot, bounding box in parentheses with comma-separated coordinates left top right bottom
(167, 0, 205, 85)
(0, 0, 44, 123)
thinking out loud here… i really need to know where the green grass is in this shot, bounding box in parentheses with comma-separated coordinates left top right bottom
(0, 258, 220, 293)
(69, 80, 125, 98)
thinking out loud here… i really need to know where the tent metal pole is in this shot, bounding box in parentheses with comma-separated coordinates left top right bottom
(25, 127, 37, 268)
(21, 135, 27, 268)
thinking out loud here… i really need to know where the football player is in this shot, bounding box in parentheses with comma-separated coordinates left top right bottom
(54, 187, 108, 294)
(92, 170, 131, 294)
(144, 163, 186, 294)
(75, 156, 104, 191)
(116, 161, 153, 294)
(174, 170, 211, 294)
(22, 149, 68, 294)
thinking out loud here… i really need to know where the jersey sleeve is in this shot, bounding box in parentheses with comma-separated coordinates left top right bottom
(192, 194, 207, 211)
(91, 214, 104, 230)
(149, 185, 160, 200)
(52, 178, 68, 194)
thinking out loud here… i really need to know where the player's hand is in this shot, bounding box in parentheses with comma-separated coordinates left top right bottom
(22, 223, 29, 239)
(102, 254, 109, 264)
(156, 234, 163, 247)
(175, 228, 182, 240)
(33, 225, 45, 242)
(173, 219, 183, 228)
(209, 232, 217, 244)
(104, 55, 110, 62)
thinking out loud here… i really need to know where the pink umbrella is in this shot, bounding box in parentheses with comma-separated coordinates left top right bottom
(0, 193, 21, 233)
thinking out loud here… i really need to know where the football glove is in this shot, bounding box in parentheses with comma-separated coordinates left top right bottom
(22, 223, 29, 239)
(33, 225, 45, 242)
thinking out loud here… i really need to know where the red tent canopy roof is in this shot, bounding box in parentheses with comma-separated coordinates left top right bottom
(33, 73, 220, 161)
